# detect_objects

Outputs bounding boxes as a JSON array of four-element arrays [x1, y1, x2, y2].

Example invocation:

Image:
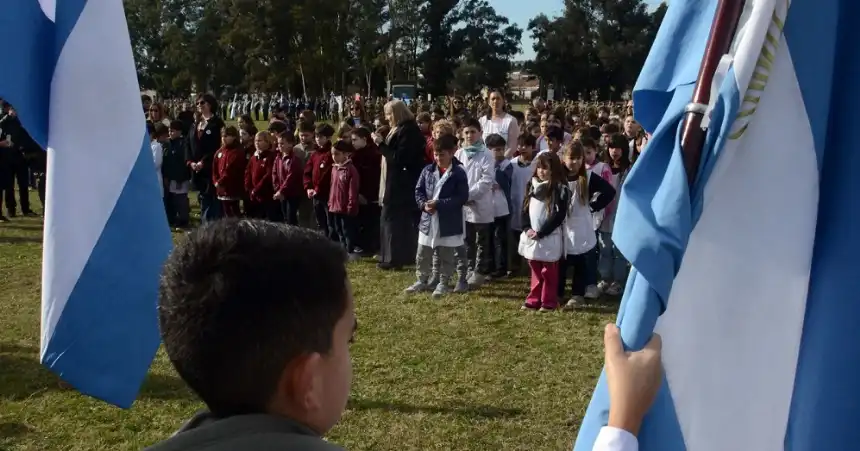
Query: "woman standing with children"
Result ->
[[373, 100, 426, 270]]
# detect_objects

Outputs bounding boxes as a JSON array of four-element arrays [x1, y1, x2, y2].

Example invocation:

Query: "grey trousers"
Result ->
[[417, 245, 458, 285]]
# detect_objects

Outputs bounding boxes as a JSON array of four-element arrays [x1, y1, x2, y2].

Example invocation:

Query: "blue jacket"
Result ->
[[415, 162, 469, 238], [495, 161, 514, 215]]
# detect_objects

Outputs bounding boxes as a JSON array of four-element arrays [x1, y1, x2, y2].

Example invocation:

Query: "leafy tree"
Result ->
[[452, 0, 522, 91]]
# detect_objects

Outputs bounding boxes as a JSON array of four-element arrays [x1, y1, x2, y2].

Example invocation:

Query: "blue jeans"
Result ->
[[330, 213, 357, 253], [598, 231, 629, 285], [198, 191, 222, 223]]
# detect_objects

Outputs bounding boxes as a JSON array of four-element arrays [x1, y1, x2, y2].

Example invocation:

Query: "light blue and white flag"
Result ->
[[575, 0, 860, 449], [0, 1, 172, 407]]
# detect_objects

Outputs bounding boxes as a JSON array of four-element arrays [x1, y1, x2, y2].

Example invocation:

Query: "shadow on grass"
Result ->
[[0, 223, 44, 232], [347, 398, 523, 419], [0, 421, 35, 438], [138, 373, 196, 401], [0, 343, 58, 401], [0, 236, 42, 244]]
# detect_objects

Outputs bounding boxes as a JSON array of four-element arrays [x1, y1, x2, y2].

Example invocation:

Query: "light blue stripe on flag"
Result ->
[[0, 0, 171, 408]]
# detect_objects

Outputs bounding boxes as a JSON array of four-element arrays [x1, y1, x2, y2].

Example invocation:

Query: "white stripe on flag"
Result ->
[[655, 39, 818, 450]]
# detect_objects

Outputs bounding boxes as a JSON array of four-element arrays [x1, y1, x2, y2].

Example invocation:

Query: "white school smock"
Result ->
[[563, 173, 598, 255], [518, 181, 563, 262], [509, 157, 536, 231], [454, 148, 495, 224]]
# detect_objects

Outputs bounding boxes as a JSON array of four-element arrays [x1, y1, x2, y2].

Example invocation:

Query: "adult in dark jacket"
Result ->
[[373, 100, 427, 270], [0, 106, 39, 218], [188, 93, 225, 223]]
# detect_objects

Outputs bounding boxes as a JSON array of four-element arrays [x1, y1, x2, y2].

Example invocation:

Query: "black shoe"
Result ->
[[22, 211, 38, 218], [377, 262, 403, 271]]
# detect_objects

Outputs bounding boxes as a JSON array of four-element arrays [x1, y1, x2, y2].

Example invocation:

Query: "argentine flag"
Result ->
[[575, 0, 860, 449], [0, 1, 172, 407]]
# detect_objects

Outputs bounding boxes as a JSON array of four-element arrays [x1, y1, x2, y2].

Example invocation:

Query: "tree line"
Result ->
[[124, 0, 665, 99]]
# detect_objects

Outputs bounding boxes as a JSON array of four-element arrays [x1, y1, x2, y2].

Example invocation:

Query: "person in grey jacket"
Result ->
[[146, 220, 356, 451]]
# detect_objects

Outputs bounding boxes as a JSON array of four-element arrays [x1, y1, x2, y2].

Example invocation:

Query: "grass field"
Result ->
[[0, 191, 616, 451]]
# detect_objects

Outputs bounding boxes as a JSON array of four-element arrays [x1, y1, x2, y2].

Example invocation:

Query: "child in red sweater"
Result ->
[[212, 126, 246, 218], [417, 112, 434, 164], [349, 127, 382, 254], [303, 123, 336, 240], [272, 133, 304, 225], [244, 131, 279, 220], [328, 140, 360, 258]]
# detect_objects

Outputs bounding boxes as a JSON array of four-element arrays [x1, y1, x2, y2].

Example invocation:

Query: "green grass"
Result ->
[[0, 191, 615, 451]]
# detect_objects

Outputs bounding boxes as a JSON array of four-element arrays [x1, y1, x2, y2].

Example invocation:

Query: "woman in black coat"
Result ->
[[373, 100, 427, 270], [188, 93, 225, 223]]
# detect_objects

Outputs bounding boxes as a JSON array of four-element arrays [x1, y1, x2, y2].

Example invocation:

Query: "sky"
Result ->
[[494, 0, 664, 60]]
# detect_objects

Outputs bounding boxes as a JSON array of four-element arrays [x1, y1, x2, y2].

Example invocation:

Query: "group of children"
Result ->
[[407, 117, 633, 312], [148, 103, 635, 312]]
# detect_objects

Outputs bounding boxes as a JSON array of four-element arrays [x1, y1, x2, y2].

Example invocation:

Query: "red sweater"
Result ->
[[303, 142, 334, 199], [244, 150, 276, 203], [212, 145, 247, 199], [328, 160, 360, 216], [423, 130, 434, 164], [272, 151, 304, 199], [350, 143, 382, 204]]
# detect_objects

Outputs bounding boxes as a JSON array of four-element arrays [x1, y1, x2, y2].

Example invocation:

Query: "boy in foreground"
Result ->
[[147, 219, 355, 451]]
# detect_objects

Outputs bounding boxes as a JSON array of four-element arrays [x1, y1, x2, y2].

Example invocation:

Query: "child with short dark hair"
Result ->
[[485, 133, 513, 278], [328, 140, 360, 258], [245, 131, 279, 221], [272, 133, 304, 225], [349, 127, 382, 255], [406, 134, 469, 297], [212, 126, 246, 218], [455, 117, 495, 289], [163, 121, 192, 228], [304, 123, 337, 240], [148, 219, 355, 451]]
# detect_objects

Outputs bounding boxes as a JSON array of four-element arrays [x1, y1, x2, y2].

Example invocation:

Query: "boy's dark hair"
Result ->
[[510, 111, 525, 123], [351, 127, 372, 141], [518, 133, 537, 148], [298, 121, 316, 134], [580, 136, 599, 150], [416, 112, 431, 124], [267, 121, 288, 136], [169, 120, 184, 133], [315, 123, 335, 138], [277, 132, 296, 144], [432, 107, 444, 117], [158, 219, 349, 416], [546, 125, 564, 142], [587, 125, 601, 141], [434, 134, 459, 153], [332, 140, 355, 154], [602, 123, 620, 135], [485, 133, 506, 149], [463, 117, 482, 132], [154, 123, 169, 138]]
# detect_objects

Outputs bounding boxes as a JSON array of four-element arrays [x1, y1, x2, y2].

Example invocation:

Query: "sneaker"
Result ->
[[563, 296, 585, 311], [539, 306, 557, 313], [606, 282, 623, 296], [353, 247, 366, 255], [454, 281, 470, 293], [432, 283, 451, 298], [597, 280, 610, 293], [521, 302, 540, 311], [0, 215, 8, 223], [22, 210, 38, 218], [404, 281, 430, 294], [467, 272, 487, 288], [584, 285, 601, 300]]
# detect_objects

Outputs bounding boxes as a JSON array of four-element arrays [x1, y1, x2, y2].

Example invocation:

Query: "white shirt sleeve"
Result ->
[[592, 426, 638, 451]]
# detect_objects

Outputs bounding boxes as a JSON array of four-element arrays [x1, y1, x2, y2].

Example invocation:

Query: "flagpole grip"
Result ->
[[680, 0, 746, 188]]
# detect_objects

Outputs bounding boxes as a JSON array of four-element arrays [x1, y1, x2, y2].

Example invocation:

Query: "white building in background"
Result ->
[[508, 70, 539, 100]]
